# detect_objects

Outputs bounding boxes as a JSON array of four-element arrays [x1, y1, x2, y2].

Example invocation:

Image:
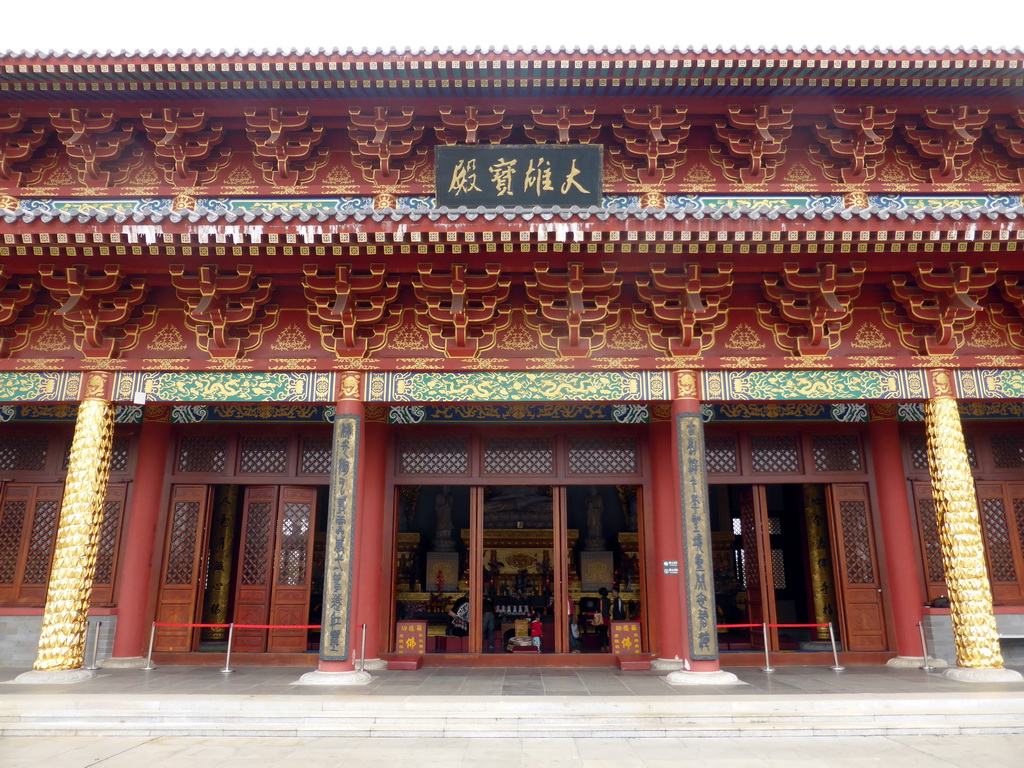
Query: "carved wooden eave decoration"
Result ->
[[170, 264, 279, 358], [524, 261, 621, 357], [49, 109, 142, 187], [0, 112, 56, 188], [302, 263, 401, 357], [141, 108, 232, 186], [757, 262, 866, 355], [633, 262, 732, 356], [413, 263, 511, 357], [38, 263, 155, 358], [882, 262, 998, 355], [244, 107, 328, 186], [991, 273, 1024, 350], [608, 105, 690, 185], [348, 106, 428, 185], [710, 104, 793, 184], [809, 105, 896, 183], [435, 106, 512, 145], [984, 108, 1024, 183], [897, 105, 990, 183], [0, 266, 44, 358], [525, 105, 601, 144]]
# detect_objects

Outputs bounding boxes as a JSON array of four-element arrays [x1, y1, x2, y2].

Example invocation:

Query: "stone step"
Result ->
[[3, 694, 1023, 738]]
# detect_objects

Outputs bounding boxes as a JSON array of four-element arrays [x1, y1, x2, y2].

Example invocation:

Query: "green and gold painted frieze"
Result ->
[[0, 372, 82, 402], [702, 369, 929, 402], [956, 369, 1024, 400], [114, 372, 336, 403], [387, 403, 650, 424], [366, 371, 669, 403]]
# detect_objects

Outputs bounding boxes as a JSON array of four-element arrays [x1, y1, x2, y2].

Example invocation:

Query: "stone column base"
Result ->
[[666, 669, 744, 686], [296, 669, 372, 686], [14, 668, 96, 684], [98, 656, 149, 669], [943, 666, 1024, 683], [361, 658, 388, 671], [651, 657, 684, 671], [885, 655, 948, 669]]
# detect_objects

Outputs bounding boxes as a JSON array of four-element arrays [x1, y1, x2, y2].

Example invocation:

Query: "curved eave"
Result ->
[[2, 47, 1023, 101]]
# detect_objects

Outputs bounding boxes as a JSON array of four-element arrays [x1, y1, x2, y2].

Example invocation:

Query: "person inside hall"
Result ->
[[529, 612, 543, 651], [482, 593, 496, 651], [448, 594, 469, 637], [597, 587, 611, 651], [568, 597, 582, 653], [610, 585, 626, 621]]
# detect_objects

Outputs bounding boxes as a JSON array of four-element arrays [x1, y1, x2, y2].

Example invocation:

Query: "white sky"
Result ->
[[0, 0, 1017, 54]]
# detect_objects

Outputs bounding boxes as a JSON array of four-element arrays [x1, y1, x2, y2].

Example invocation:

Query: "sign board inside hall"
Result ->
[[435, 144, 603, 208]]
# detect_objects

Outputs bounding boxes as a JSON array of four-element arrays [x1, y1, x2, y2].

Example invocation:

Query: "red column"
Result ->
[[354, 418, 387, 663], [649, 419, 685, 662], [869, 405, 926, 659], [111, 406, 170, 660], [670, 385, 721, 673], [316, 393, 365, 674]]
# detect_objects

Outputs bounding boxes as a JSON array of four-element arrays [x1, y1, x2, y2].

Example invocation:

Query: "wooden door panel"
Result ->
[[16, 485, 65, 604], [976, 483, 1024, 602], [154, 485, 212, 652], [828, 483, 887, 652], [739, 486, 769, 649], [233, 486, 279, 653], [912, 482, 947, 603], [268, 486, 317, 653], [92, 483, 127, 606]]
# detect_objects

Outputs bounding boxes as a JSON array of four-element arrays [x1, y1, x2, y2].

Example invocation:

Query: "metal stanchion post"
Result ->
[[761, 623, 774, 673], [221, 623, 235, 674], [359, 624, 367, 673], [142, 622, 157, 671], [828, 622, 845, 671], [83, 620, 102, 670], [918, 621, 935, 672]]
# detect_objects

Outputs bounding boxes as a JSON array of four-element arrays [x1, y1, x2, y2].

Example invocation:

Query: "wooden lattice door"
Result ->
[[0, 483, 64, 604], [267, 486, 317, 653], [975, 482, 1024, 602], [739, 485, 773, 649], [827, 483, 887, 651], [154, 485, 213, 652], [233, 486, 279, 653], [233, 485, 317, 653], [911, 482, 948, 603]]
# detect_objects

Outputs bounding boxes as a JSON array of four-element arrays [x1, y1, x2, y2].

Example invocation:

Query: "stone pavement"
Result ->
[[2, 734, 1023, 767]]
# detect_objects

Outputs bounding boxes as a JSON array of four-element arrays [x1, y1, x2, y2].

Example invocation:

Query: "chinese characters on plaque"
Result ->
[[435, 145, 602, 208]]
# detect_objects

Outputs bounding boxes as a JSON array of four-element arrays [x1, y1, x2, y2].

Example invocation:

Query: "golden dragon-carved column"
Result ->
[[803, 484, 837, 641], [20, 372, 115, 681], [924, 370, 1022, 682]]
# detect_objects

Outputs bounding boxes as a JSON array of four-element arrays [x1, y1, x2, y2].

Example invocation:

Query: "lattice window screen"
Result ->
[[21, 499, 59, 584], [277, 501, 311, 586], [300, 437, 332, 475], [980, 496, 1018, 582], [0, 500, 26, 584], [483, 437, 555, 475], [705, 436, 739, 474], [239, 437, 289, 474], [62, 435, 131, 472], [240, 503, 274, 586], [917, 497, 946, 584], [164, 502, 200, 585], [992, 434, 1024, 469], [839, 499, 875, 583], [812, 434, 863, 473], [750, 435, 800, 473], [93, 498, 122, 587], [771, 548, 787, 590], [177, 437, 228, 474], [567, 437, 637, 475], [0, 436, 48, 472], [398, 437, 470, 475]]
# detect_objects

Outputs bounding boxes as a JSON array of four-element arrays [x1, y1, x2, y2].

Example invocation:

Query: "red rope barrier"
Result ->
[[153, 622, 321, 629], [772, 623, 830, 628], [715, 623, 763, 629], [153, 622, 231, 628]]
